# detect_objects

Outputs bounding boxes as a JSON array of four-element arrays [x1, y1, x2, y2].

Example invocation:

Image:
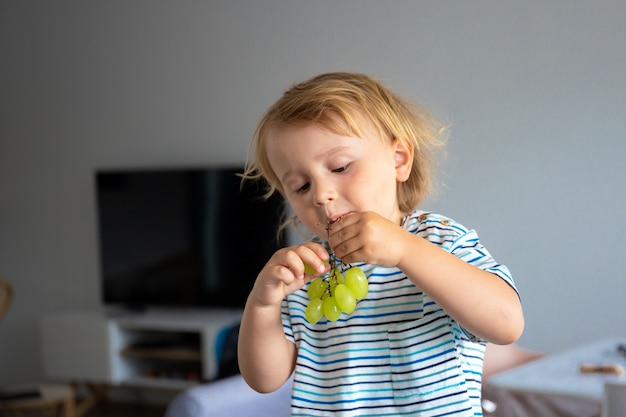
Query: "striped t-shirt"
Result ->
[[281, 210, 518, 416]]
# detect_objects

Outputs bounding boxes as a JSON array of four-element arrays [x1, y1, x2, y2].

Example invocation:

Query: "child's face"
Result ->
[[266, 122, 410, 238]]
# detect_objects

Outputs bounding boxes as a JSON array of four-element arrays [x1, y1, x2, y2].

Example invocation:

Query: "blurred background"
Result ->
[[1, 0, 625, 385]]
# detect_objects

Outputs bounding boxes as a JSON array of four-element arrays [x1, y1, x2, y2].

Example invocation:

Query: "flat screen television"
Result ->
[[95, 166, 286, 310]]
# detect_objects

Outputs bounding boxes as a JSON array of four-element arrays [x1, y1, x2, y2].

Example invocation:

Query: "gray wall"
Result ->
[[1, 1, 625, 384]]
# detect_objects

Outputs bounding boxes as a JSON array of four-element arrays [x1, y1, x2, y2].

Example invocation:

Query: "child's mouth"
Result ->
[[326, 212, 352, 227]]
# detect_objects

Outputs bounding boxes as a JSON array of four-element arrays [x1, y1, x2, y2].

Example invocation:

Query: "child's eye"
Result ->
[[332, 164, 349, 173], [296, 182, 311, 193]]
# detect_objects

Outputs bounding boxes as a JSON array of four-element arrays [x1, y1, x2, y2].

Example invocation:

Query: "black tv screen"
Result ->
[[95, 167, 285, 310]]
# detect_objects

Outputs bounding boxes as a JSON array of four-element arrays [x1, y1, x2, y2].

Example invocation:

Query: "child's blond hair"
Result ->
[[244, 72, 446, 213]]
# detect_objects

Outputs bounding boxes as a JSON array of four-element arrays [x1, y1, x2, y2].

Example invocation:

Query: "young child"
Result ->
[[238, 72, 524, 416]]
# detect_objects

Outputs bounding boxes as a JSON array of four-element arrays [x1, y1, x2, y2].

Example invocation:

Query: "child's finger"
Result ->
[[294, 243, 330, 276]]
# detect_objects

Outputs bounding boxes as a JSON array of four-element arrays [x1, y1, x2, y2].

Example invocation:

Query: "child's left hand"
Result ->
[[327, 211, 408, 268]]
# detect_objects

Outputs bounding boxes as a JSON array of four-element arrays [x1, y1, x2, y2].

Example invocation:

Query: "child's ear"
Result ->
[[393, 138, 414, 183]]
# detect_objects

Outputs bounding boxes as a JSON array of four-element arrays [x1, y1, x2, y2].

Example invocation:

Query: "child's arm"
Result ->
[[329, 212, 524, 345], [238, 241, 330, 392]]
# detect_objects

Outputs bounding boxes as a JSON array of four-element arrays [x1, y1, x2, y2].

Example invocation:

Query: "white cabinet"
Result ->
[[41, 312, 113, 382], [40, 309, 242, 390]]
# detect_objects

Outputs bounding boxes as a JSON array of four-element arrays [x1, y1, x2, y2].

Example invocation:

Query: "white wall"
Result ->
[[1, 0, 625, 384]]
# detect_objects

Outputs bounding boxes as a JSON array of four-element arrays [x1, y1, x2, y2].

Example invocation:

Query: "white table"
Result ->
[[488, 337, 626, 417]]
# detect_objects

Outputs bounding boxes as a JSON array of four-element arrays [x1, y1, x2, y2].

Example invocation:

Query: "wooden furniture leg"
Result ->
[[71, 381, 109, 417]]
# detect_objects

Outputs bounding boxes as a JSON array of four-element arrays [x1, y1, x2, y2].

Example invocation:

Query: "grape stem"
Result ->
[[325, 219, 344, 290]]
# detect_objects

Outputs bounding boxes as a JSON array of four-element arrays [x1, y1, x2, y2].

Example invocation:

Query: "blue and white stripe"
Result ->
[[282, 211, 518, 416]]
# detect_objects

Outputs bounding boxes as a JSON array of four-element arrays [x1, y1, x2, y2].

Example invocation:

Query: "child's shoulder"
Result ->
[[404, 210, 472, 244], [406, 210, 467, 229]]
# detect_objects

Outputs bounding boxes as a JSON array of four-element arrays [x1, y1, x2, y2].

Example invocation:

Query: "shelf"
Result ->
[[121, 376, 199, 390], [120, 346, 202, 361], [41, 309, 243, 389]]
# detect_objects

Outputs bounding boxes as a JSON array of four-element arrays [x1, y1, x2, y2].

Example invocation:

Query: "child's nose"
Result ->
[[313, 181, 337, 206]]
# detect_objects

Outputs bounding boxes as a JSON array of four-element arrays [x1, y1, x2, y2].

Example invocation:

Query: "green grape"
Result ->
[[329, 268, 345, 296], [337, 268, 346, 285], [304, 263, 316, 275], [303, 245, 365, 323], [323, 296, 342, 322], [304, 259, 329, 276], [329, 280, 337, 296], [334, 284, 356, 314], [305, 298, 324, 324], [345, 266, 368, 300], [329, 267, 344, 284], [307, 278, 328, 300]]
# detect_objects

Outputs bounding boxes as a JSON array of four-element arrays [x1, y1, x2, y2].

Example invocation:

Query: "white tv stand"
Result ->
[[40, 308, 243, 390]]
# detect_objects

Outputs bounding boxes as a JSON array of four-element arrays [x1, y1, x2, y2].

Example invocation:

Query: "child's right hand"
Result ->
[[249, 241, 330, 307]]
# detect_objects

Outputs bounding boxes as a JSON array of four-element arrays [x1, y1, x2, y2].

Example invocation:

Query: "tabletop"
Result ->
[[489, 337, 626, 401]]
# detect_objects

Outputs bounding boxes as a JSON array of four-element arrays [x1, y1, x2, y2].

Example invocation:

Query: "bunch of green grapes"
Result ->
[[304, 257, 368, 324]]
